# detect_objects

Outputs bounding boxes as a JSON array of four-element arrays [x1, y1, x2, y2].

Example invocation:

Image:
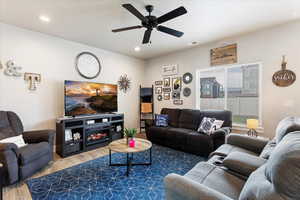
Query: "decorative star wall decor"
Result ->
[[118, 74, 131, 93]]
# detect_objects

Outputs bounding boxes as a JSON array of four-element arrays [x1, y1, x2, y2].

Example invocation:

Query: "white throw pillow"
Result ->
[[211, 120, 224, 131], [197, 117, 216, 135], [0, 135, 27, 148]]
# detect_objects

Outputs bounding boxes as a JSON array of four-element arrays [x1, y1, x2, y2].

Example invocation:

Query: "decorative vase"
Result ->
[[129, 138, 135, 148]]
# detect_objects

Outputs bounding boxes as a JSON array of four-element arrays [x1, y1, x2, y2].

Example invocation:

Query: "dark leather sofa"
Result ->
[[0, 111, 55, 185], [146, 108, 232, 157]]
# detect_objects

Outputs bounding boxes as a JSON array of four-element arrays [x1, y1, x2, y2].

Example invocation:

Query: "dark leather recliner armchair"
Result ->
[[0, 111, 55, 185]]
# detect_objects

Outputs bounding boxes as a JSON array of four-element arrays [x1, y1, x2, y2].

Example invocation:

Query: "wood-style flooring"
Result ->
[[3, 134, 146, 200]]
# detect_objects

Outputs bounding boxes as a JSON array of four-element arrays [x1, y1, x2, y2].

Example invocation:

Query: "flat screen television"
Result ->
[[64, 80, 118, 116]]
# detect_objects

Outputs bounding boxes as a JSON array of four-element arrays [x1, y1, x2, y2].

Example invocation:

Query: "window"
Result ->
[[196, 63, 261, 126]]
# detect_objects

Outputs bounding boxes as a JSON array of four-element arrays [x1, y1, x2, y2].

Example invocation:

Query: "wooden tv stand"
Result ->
[[56, 113, 124, 158]]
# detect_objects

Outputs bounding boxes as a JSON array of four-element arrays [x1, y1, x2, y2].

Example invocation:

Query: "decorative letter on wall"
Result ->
[[4, 60, 23, 77], [24, 73, 41, 91], [272, 56, 296, 87]]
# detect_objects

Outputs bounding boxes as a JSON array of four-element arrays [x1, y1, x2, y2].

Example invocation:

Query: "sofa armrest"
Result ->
[[164, 173, 233, 200], [223, 152, 266, 177], [227, 133, 269, 154], [211, 127, 231, 150], [0, 143, 19, 185], [23, 129, 55, 145]]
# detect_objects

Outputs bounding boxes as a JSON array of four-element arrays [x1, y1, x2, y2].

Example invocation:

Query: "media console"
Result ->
[[56, 113, 124, 158]]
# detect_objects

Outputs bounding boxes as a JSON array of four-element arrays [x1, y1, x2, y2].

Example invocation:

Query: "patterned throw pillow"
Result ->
[[211, 120, 224, 132], [155, 114, 168, 127], [197, 117, 216, 135]]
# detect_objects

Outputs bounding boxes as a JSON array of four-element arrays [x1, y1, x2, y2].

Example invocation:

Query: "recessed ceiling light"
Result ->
[[39, 15, 51, 23], [134, 46, 141, 52]]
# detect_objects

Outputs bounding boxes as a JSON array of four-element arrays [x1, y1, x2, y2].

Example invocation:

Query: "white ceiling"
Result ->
[[1, 0, 300, 60]]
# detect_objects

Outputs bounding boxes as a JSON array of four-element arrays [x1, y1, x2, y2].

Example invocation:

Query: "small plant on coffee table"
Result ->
[[124, 128, 137, 144]]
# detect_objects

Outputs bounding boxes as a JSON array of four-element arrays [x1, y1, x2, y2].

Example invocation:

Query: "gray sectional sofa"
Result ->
[[164, 117, 300, 200]]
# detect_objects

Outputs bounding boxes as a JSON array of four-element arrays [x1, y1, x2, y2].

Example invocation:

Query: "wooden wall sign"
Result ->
[[272, 56, 296, 87], [210, 44, 237, 66]]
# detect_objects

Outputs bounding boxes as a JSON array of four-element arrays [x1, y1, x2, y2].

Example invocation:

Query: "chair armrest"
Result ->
[[164, 173, 233, 200], [227, 133, 269, 154], [23, 129, 55, 145], [0, 143, 19, 185], [211, 127, 231, 139], [223, 152, 266, 177]]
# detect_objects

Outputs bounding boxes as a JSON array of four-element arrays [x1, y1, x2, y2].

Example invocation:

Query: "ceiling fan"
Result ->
[[112, 4, 187, 44]]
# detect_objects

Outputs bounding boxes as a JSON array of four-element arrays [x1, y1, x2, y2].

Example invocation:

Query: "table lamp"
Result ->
[[247, 119, 259, 137]]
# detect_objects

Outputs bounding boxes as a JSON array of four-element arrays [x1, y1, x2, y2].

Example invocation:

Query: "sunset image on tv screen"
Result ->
[[65, 80, 118, 116]]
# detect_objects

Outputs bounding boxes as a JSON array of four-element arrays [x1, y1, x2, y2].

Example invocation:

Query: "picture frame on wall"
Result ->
[[172, 77, 182, 92], [173, 99, 183, 105], [155, 87, 162, 94], [163, 77, 171, 87], [162, 65, 178, 76], [172, 91, 180, 99], [210, 44, 237, 66], [155, 80, 163, 85], [162, 87, 171, 93], [164, 93, 170, 100]]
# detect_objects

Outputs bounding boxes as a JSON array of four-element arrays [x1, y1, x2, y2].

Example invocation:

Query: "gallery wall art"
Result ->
[[210, 44, 237, 66]]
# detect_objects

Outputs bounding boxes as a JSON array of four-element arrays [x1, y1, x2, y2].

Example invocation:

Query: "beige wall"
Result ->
[[144, 20, 300, 138], [0, 23, 145, 131]]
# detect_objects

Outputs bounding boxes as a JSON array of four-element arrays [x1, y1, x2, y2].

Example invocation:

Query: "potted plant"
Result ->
[[124, 128, 137, 145]]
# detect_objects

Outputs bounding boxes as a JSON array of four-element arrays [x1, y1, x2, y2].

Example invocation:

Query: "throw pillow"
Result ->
[[211, 120, 224, 132], [155, 114, 168, 127], [197, 117, 216, 134], [0, 135, 27, 148]]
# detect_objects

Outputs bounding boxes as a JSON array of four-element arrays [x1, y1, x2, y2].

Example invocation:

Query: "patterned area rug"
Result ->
[[26, 145, 205, 200]]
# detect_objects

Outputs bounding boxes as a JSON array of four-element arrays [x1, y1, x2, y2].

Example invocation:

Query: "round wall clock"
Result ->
[[75, 52, 101, 79], [183, 87, 191, 97], [183, 72, 193, 84]]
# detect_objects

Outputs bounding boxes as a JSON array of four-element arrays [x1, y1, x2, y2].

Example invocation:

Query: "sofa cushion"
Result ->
[[178, 109, 201, 130], [210, 144, 259, 158], [223, 152, 266, 177], [185, 162, 245, 199], [165, 128, 191, 149], [259, 139, 276, 159], [200, 110, 232, 128], [186, 131, 214, 157], [161, 108, 181, 127], [19, 142, 50, 165], [264, 131, 300, 200], [275, 117, 300, 143]]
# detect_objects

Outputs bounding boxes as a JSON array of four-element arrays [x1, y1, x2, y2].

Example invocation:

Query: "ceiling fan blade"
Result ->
[[122, 4, 148, 23], [157, 26, 184, 37], [157, 6, 187, 24], [142, 29, 152, 44], [112, 25, 143, 33]]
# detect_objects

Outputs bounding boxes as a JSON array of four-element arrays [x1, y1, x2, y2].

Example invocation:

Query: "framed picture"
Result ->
[[210, 44, 237, 66], [173, 100, 183, 105], [164, 93, 170, 100], [155, 87, 162, 94], [163, 77, 171, 87], [172, 77, 182, 92], [162, 65, 178, 76], [157, 95, 163, 101], [155, 80, 163, 85], [162, 87, 171, 93], [172, 91, 180, 99]]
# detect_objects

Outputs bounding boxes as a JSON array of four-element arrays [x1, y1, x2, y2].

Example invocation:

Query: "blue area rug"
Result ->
[[26, 145, 205, 200]]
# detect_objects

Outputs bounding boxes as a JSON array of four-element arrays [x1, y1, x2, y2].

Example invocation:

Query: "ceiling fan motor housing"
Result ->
[[142, 16, 158, 29]]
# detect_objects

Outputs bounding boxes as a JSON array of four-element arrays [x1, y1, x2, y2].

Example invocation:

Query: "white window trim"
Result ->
[[196, 62, 263, 128]]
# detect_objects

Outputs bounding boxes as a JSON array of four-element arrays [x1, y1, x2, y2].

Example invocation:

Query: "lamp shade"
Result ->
[[247, 119, 259, 129]]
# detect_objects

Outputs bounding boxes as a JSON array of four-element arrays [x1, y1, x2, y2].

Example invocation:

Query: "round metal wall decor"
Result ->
[[75, 52, 101, 79], [118, 74, 131, 93], [157, 95, 163, 101], [183, 87, 191, 97], [272, 56, 296, 87], [183, 72, 193, 84]]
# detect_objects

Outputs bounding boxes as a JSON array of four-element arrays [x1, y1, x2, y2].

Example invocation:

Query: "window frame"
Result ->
[[196, 62, 263, 128]]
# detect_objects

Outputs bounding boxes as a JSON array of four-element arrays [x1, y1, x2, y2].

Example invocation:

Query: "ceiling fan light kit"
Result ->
[[112, 4, 187, 44]]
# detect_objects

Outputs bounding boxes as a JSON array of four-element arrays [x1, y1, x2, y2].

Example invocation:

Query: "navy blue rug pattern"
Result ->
[[26, 145, 205, 200]]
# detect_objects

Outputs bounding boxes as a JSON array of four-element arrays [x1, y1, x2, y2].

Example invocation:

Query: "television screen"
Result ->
[[65, 80, 118, 116]]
